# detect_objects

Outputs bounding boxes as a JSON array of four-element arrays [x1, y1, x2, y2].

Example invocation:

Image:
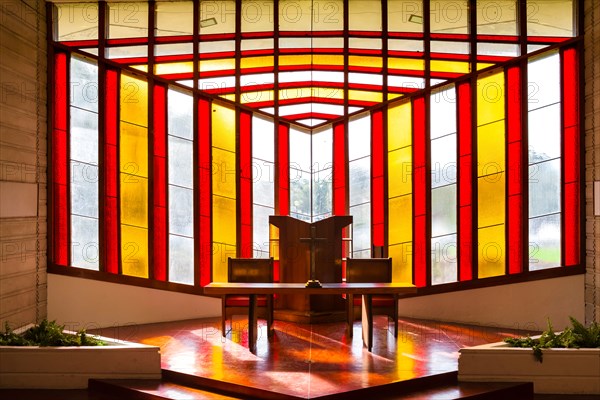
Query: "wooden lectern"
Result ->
[[269, 215, 352, 322]]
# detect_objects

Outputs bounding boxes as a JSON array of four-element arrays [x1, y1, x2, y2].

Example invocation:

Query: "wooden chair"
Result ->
[[222, 257, 274, 338], [345, 257, 398, 337]]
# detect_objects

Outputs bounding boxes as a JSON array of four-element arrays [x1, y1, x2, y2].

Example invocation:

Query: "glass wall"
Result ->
[[253, 115, 275, 258]]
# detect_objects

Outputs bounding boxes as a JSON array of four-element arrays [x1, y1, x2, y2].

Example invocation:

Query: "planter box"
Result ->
[[458, 341, 600, 394], [0, 331, 161, 389]]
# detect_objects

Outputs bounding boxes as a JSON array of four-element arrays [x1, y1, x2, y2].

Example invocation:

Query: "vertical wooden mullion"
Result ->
[[147, 0, 156, 280], [98, 0, 107, 273], [193, 0, 201, 285], [470, 72, 478, 280]]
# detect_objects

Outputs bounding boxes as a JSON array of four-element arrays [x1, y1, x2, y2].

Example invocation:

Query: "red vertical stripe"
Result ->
[[412, 97, 427, 287], [457, 82, 473, 281], [277, 123, 290, 216], [52, 52, 68, 266], [198, 98, 212, 285], [507, 66, 523, 274], [562, 47, 580, 266], [371, 109, 385, 248], [104, 69, 119, 274], [333, 122, 347, 216], [152, 84, 168, 281], [239, 111, 253, 258]]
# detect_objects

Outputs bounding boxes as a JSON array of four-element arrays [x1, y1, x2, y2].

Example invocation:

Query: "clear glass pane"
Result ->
[[348, 113, 371, 161], [349, 157, 371, 206], [70, 107, 99, 165], [156, 43, 194, 57], [169, 186, 194, 237], [108, 2, 149, 38], [528, 104, 561, 162], [312, 167, 332, 217], [289, 127, 311, 171], [156, 1, 193, 36], [71, 57, 99, 112], [168, 136, 194, 189], [431, 134, 457, 188], [431, 233, 458, 285], [168, 89, 194, 140], [430, 0, 468, 34], [290, 168, 311, 217], [312, 127, 332, 171], [430, 86, 456, 139], [71, 162, 99, 219], [253, 160, 275, 207], [477, 43, 519, 57], [529, 213, 561, 271], [431, 185, 457, 237], [169, 235, 194, 285], [476, 0, 517, 35], [56, 3, 99, 41], [431, 41, 469, 54], [252, 116, 275, 162], [527, 52, 560, 111], [71, 215, 99, 270], [253, 204, 273, 252], [529, 159, 561, 218], [350, 203, 371, 253]]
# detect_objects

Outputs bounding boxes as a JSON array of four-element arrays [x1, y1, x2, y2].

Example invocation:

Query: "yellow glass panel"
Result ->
[[313, 55, 344, 66], [131, 65, 148, 72], [120, 174, 148, 228], [241, 56, 274, 69], [477, 71, 505, 126], [212, 242, 237, 283], [430, 60, 470, 74], [388, 58, 424, 71], [389, 242, 412, 283], [120, 74, 148, 127], [199, 58, 235, 72], [477, 63, 494, 70], [388, 93, 403, 100], [269, 225, 279, 261], [218, 93, 236, 101], [211, 103, 236, 151], [348, 56, 382, 68], [279, 87, 312, 102], [388, 147, 412, 198], [241, 90, 274, 104], [155, 62, 194, 75], [348, 90, 382, 103], [388, 101, 412, 150], [389, 194, 412, 244], [120, 123, 148, 177], [313, 87, 344, 100], [278, 55, 311, 66], [477, 121, 505, 175], [212, 148, 236, 198], [478, 174, 505, 228], [478, 225, 505, 278], [213, 196, 237, 245], [121, 225, 149, 278]]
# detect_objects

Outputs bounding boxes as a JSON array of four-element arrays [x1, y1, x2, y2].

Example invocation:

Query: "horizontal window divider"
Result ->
[[70, 213, 99, 220], [168, 183, 194, 191], [477, 222, 505, 230], [70, 104, 100, 114], [527, 156, 561, 167], [431, 182, 458, 190], [349, 201, 371, 208], [528, 211, 562, 220], [168, 232, 194, 240]]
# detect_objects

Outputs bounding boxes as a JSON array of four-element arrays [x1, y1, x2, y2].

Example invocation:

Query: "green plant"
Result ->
[[504, 317, 600, 363], [0, 320, 105, 347]]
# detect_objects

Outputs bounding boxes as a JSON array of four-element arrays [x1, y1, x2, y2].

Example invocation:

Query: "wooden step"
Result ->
[[89, 379, 246, 400]]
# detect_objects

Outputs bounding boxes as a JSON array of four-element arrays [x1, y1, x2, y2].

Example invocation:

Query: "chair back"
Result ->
[[228, 257, 274, 283], [346, 258, 392, 283]]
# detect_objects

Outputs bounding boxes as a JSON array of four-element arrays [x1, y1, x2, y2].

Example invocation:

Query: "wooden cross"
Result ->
[[300, 226, 328, 288]]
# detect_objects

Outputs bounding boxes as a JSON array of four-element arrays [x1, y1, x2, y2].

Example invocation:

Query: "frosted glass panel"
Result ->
[[120, 175, 148, 228], [312, 127, 333, 170], [253, 204, 273, 253], [169, 235, 194, 285], [431, 185, 457, 237], [527, 0, 574, 37], [349, 157, 371, 206], [212, 148, 237, 198], [431, 134, 457, 188], [169, 186, 194, 237], [529, 214, 561, 271], [70, 58, 99, 112], [349, 0, 381, 31], [312, 167, 332, 217], [350, 203, 371, 253], [253, 160, 275, 207], [70, 107, 99, 165], [290, 168, 311, 218], [200, 0, 236, 34], [528, 104, 561, 162], [71, 162, 99, 218], [388, 0, 423, 33], [168, 89, 194, 140], [528, 52, 560, 110], [156, 1, 193, 36], [168, 136, 194, 188], [71, 215, 99, 270], [56, 4, 98, 41], [476, 0, 517, 35], [108, 2, 149, 38], [289, 128, 311, 171], [430, 87, 456, 139], [430, 0, 468, 34], [529, 159, 561, 218], [348, 114, 371, 161], [431, 233, 458, 285], [252, 116, 275, 162]]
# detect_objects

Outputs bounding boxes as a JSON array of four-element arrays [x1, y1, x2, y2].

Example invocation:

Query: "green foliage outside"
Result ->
[[504, 317, 600, 363], [0, 319, 105, 347]]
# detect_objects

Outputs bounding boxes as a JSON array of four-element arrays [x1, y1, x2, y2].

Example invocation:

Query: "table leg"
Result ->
[[361, 294, 373, 352], [248, 294, 257, 353]]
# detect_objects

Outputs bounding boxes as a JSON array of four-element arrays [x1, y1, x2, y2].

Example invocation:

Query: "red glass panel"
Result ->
[[52, 52, 68, 266], [198, 98, 212, 286], [371, 109, 384, 247], [333, 122, 346, 216], [564, 182, 580, 266], [457, 82, 473, 281], [240, 111, 253, 258], [412, 97, 427, 287], [414, 215, 427, 287], [153, 84, 167, 281], [104, 69, 119, 274], [277, 123, 290, 216]]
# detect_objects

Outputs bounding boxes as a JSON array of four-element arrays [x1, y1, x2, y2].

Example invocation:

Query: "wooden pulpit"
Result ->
[[269, 215, 352, 322]]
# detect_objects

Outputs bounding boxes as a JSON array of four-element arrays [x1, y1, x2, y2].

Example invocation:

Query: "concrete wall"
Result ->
[[0, 0, 47, 329], [584, 0, 600, 325]]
